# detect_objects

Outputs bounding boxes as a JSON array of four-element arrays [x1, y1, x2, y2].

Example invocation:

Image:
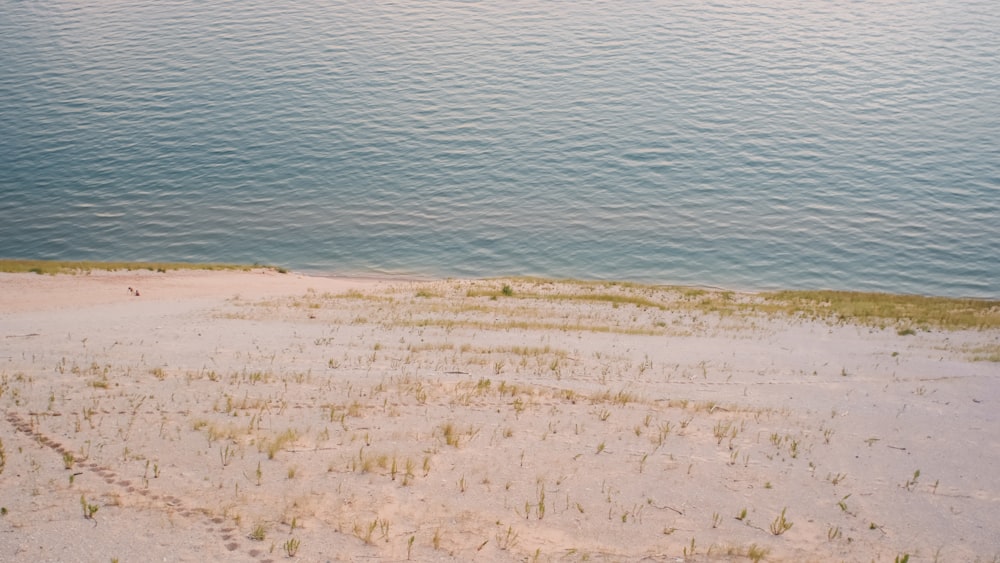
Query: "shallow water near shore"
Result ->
[[1, 0, 998, 297]]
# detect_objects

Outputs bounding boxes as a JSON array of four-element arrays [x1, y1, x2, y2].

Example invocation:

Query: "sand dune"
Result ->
[[1, 270, 997, 562]]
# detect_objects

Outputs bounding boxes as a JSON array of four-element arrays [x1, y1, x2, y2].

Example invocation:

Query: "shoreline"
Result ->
[[5, 258, 1000, 302], [1, 268, 998, 561], [3, 258, 999, 310]]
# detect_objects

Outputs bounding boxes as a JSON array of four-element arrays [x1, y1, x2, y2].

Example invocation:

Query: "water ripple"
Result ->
[[1, 0, 998, 297]]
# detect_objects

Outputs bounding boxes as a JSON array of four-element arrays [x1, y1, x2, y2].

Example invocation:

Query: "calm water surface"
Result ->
[[2, 1, 998, 297]]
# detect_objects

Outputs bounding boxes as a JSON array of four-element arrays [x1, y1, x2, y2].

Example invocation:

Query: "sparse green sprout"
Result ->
[[80, 494, 98, 520], [748, 544, 769, 562], [496, 525, 519, 550], [769, 507, 793, 535], [249, 524, 266, 541], [712, 420, 734, 444], [501, 284, 514, 297], [432, 528, 442, 550], [62, 451, 75, 470], [283, 537, 300, 557], [220, 443, 236, 467], [736, 507, 747, 521], [684, 537, 696, 557], [441, 422, 460, 447]]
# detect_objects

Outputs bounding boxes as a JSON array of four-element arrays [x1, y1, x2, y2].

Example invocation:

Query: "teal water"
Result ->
[[2, 1, 998, 297]]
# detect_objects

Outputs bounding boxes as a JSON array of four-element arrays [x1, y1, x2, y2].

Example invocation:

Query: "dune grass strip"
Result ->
[[467, 279, 1000, 331], [762, 290, 1000, 330]]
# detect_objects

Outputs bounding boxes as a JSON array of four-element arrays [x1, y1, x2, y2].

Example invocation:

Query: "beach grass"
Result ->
[[0, 259, 280, 275], [761, 290, 1000, 330], [472, 278, 1000, 331]]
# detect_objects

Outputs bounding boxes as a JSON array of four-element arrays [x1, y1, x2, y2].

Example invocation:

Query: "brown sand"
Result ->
[[0, 270, 997, 562]]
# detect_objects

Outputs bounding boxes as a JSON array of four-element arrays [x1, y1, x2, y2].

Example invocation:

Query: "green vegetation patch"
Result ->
[[761, 290, 1000, 330], [468, 279, 1000, 331]]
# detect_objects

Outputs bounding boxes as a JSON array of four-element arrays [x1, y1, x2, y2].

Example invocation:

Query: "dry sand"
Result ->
[[0, 269, 997, 562]]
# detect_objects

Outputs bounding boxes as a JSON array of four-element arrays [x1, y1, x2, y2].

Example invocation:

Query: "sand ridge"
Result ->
[[0, 270, 997, 562]]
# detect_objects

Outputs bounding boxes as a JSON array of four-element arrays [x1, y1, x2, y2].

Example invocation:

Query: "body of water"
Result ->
[[2, 0, 998, 297]]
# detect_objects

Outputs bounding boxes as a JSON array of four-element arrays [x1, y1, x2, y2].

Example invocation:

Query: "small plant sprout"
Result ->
[[904, 469, 921, 491], [249, 524, 266, 541], [711, 512, 721, 528], [736, 507, 747, 521], [496, 524, 519, 550], [824, 427, 835, 444], [683, 538, 696, 557], [283, 537, 300, 557], [789, 439, 800, 458], [713, 420, 734, 444], [62, 451, 75, 470], [80, 495, 98, 520], [220, 443, 236, 467], [747, 544, 769, 563], [403, 458, 415, 485], [432, 528, 442, 550], [769, 507, 793, 535]]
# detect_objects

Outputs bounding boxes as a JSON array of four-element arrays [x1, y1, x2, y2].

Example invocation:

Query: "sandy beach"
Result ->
[[1, 269, 997, 562]]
